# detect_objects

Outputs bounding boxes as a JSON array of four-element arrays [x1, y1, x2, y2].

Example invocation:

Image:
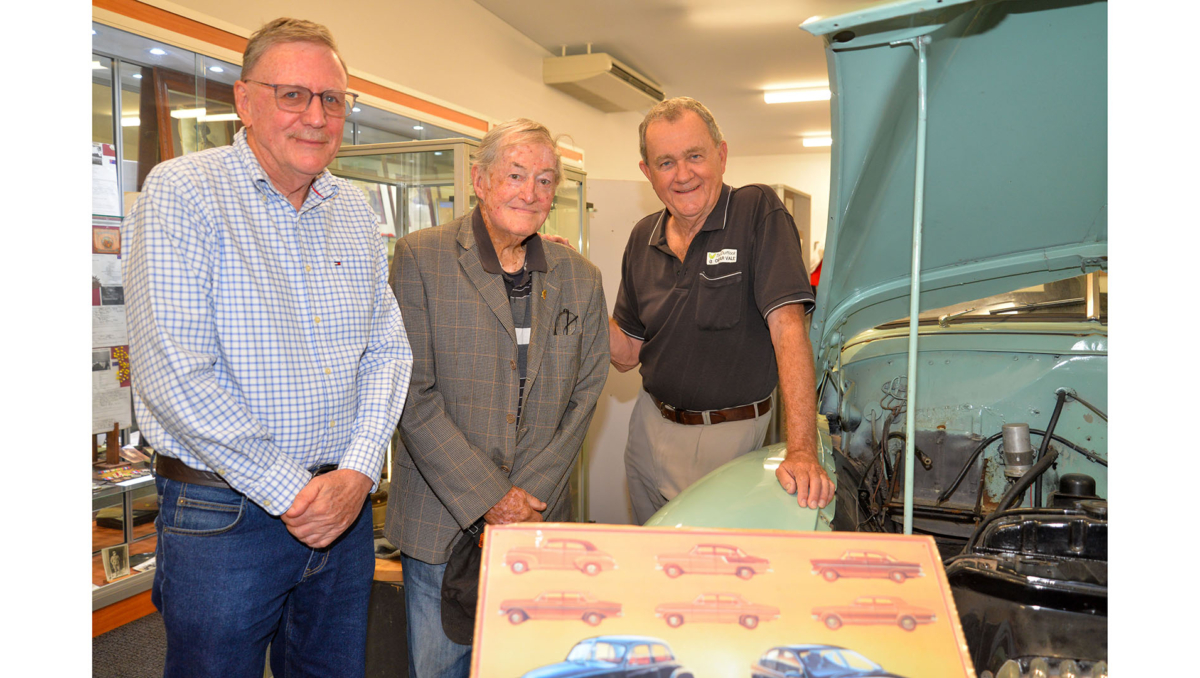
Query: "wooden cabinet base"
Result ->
[[93, 589, 156, 637]]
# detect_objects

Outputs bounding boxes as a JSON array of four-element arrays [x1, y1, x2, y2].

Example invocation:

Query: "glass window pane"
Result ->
[[92, 55, 114, 145], [357, 124, 412, 145], [118, 61, 150, 194]]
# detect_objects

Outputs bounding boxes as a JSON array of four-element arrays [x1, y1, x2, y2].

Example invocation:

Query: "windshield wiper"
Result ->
[[987, 297, 1084, 315]]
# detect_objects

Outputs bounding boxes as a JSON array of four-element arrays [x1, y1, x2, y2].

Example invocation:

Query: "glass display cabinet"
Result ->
[[92, 474, 158, 610], [329, 139, 592, 520]]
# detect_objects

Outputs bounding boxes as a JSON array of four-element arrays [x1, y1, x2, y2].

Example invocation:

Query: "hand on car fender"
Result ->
[[776, 448, 834, 510], [282, 469, 374, 548], [484, 485, 547, 525]]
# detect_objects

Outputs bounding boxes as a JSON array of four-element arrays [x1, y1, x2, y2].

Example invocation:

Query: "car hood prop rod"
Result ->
[[890, 34, 931, 535]]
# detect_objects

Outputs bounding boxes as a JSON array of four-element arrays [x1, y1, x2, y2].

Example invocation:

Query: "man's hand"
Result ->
[[541, 234, 577, 251], [765, 303, 833, 509], [776, 447, 834, 509], [282, 469, 374, 548], [609, 317, 643, 372], [483, 486, 547, 525]]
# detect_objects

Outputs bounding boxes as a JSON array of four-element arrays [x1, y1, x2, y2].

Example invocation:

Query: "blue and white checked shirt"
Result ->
[[124, 128, 412, 515]]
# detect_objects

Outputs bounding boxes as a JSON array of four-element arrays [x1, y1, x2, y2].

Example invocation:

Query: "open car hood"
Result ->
[[800, 0, 1107, 368]]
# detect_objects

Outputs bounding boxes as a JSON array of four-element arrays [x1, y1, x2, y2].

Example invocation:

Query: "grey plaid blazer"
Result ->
[[384, 213, 609, 564]]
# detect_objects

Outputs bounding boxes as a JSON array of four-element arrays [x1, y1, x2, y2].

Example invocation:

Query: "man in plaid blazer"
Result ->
[[385, 119, 609, 677]]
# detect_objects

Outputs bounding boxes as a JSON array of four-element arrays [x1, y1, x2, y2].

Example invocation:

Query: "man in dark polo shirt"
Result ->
[[610, 97, 833, 524]]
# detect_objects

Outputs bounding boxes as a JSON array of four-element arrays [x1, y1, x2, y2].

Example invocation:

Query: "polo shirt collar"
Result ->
[[471, 206, 548, 275], [647, 183, 733, 246], [233, 127, 339, 205]]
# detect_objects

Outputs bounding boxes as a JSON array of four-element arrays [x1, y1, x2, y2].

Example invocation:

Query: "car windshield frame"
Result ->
[[877, 272, 1107, 329]]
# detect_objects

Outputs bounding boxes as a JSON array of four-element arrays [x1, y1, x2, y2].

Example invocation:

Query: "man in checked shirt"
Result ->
[[123, 18, 412, 678]]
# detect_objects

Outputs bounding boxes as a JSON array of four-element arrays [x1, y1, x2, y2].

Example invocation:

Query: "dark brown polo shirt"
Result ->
[[612, 183, 814, 411]]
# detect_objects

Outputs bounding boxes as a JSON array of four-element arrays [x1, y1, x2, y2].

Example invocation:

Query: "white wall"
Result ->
[[162, 0, 647, 181], [583, 179, 663, 524], [725, 152, 832, 263]]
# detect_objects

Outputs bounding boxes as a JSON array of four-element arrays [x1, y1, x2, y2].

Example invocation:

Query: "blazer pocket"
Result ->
[[695, 270, 744, 330], [548, 333, 583, 375]]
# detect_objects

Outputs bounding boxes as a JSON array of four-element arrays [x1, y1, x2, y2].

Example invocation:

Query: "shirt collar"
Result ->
[[648, 183, 733, 247], [233, 127, 338, 205], [471, 206, 548, 275]]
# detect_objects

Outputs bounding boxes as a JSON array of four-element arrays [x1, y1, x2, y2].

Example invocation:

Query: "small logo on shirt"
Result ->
[[707, 249, 737, 265]]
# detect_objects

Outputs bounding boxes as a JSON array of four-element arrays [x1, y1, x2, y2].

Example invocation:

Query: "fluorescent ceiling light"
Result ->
[[121, 117, 140, 127], [132, 74, 143, 79], [170, 107, 207, 119], [149, 48, 167, 56], [802, 136, 833, 147], [201, 113, 240, 122], [764, 87, 831, 104], [413, 125, 424, 130], [209, 66, 224, 73], [352, 107, 361, 113], [92, 61, 104, 70]]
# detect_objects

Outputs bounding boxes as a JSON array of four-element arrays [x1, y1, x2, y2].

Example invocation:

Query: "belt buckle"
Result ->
[[660, 400, 677, 422]]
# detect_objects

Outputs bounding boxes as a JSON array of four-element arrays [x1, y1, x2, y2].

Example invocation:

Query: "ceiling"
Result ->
[[472, 0, 852, 157]]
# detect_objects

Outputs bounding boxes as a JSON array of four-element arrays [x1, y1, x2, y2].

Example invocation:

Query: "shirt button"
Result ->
[[264, 500, 272, 508], [506, 414, 516, 424], [305, 265, 312, 272], [314, 316, 321, 324], [324, 367, 332, 375], [510, 360, 517, 370], [500, 465, 510, 474], [330, 421, 336, 428]]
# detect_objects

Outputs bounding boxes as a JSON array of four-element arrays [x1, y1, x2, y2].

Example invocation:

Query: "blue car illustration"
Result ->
[[522, 635, 694, 678]]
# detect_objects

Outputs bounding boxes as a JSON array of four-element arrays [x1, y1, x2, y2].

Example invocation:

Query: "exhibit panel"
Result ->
[[474, 523, 975, 678]]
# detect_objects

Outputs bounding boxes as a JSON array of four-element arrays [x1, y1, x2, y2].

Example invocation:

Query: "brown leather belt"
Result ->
[[651, 393, 771, 426], [154, 454, 338, 489]]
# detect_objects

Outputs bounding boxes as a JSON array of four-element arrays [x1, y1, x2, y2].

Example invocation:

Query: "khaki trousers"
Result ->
[[624, 389, 772, 524]]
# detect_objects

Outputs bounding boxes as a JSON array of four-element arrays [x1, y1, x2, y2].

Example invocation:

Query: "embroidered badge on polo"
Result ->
[[707, 249, 737, 265]]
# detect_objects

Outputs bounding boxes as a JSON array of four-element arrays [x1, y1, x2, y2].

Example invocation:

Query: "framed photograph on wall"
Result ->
[[348, 179, 397, 237]]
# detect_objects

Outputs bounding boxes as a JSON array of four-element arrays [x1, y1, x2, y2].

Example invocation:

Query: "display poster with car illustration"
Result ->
[[471, 523, 974, 678]]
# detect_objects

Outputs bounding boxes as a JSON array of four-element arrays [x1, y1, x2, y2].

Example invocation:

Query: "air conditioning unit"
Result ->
[[543, 53, 664, 113]]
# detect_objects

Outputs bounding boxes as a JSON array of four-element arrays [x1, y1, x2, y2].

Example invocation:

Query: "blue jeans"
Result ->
[[400, 553, 472, 678], [152, 477, 375, 678]]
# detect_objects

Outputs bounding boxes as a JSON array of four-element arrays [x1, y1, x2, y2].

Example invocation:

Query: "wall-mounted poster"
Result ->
[[473, 524, 975, 678], [92, 142, 121, 217], [92, 346, 132, 434]]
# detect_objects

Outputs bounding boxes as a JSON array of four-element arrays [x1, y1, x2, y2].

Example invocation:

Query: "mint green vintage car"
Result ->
[[646, 1, 1107, 676]]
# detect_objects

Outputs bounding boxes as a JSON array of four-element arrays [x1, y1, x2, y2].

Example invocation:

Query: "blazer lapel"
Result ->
[[456, 219, 516, 340], [523, 261, 561, 401]]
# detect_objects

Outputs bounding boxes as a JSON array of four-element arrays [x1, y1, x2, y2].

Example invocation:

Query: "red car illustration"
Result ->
[[655, 543, 771, 580], [654, 593, 780, 629], [499, 591, 623, 627], [811, 596, 937, 632], [810, 550, 925, 583], [504, 538, 618, 576]]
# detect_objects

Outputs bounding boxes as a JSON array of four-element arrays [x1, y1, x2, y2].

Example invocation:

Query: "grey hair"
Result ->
[[473, 118, 563, 188], [242, 17, 348, 80], [638, 97, 724, 163]]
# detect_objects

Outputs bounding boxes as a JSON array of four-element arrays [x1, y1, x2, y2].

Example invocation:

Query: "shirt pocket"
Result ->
[[695, 270, 744, 331]]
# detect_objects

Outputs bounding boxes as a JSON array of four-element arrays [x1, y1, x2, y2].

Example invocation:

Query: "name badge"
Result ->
[[706, 249, 737, 265]]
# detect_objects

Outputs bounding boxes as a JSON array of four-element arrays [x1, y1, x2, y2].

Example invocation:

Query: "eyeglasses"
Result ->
[[244, 80, 358, 118]]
